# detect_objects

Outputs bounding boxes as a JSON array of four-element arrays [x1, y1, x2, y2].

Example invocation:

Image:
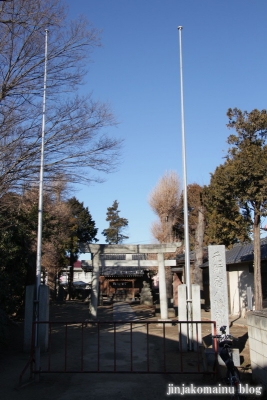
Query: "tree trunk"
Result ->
[[67, 251, 76, 301], [193, 205, 205, 287], [253, 211, 263, 310]]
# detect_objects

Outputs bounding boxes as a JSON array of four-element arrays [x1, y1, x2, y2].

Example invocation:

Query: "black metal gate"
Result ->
[[20, 319, 218, 384]]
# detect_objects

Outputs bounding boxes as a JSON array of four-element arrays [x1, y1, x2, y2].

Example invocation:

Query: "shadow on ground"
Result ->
[[0, 301, 264, 400]]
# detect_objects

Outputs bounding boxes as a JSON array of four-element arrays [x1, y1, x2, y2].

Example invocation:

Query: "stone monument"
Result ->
[[208, 245, 229, 333], [172, 273, 182, 307], [140, 281, 153, 306]]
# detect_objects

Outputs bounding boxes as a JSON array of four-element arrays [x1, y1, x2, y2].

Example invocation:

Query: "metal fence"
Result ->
[[20, 319, 218, 383]]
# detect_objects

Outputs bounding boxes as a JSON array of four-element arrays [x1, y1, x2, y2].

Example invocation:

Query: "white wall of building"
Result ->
[[73, 270, 92, 284], [228, 264, 254, 316]]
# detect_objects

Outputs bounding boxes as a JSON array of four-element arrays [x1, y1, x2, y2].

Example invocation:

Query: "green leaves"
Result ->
[[102, 200, 129, 244], [206, 108, 267, 309], [0, 191, 99, 315], [66, 197, 98, 267], [205, 108, 267, 247], [204, 163, 251, 247], [227, 108, 267, 144], [67, 197, 98, 246]]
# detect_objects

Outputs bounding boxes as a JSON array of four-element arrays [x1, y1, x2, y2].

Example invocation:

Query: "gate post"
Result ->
[[90, 250, 100, 318], [24, 285, 35, 352], [157, 252, 168, 320], [192, 284, 201, 351], [38, 285, 50, 351], [178, 284, 188, 351]]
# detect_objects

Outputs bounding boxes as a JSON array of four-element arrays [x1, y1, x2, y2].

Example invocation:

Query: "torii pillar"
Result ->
[[157, 252, 168, 320], [80, 243, 181, 319]]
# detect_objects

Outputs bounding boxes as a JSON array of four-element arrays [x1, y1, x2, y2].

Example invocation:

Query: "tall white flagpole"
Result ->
[[35, 30, 48, 369], [36, 28, 48, 298], [178, 26, 192, 349]]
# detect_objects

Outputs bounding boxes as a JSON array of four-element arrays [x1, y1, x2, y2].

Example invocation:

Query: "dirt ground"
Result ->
[[0, 301, 264, 400]]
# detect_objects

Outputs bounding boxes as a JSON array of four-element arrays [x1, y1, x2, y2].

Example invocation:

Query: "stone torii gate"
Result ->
[[80, 243, 181, 319]]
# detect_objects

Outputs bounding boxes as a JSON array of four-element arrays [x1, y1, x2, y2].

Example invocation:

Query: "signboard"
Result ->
[[111, 281, 131, 287]]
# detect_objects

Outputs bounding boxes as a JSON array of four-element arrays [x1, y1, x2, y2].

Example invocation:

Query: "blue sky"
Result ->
[[64, 0, 267, 251]]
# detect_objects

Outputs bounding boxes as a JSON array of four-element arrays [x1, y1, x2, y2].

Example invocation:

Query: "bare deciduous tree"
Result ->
[[0, 0, 99, 105], [41, 200, 74, 293], [150, 220, 169, 243], [148, 171, 181, 242], [0, 0, 122, 195]]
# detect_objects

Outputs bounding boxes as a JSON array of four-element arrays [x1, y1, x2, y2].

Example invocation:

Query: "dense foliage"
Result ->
[[204, 108, 267, 310], [102, 200, 129, 244], [203, 163, 251, 247], [66, 196, 98, 285], [0, 190, 98, 315]]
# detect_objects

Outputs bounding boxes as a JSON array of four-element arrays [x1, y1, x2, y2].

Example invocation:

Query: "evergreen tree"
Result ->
[[0, 193, 35, 315], [0, 191, 99, 312], [0, 189, 64, 314], [205, 108, 267, 310], [65, 197, 98, 299], [67, 197, 98, 264], [203, 164, 251, 247], [102, 200, 129, 244]]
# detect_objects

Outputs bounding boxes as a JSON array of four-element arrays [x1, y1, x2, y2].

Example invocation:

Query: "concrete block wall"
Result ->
[[247, 311, 267, 390]]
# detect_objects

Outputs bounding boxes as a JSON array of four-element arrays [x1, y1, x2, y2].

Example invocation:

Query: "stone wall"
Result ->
[[247, 310, 267, 390]]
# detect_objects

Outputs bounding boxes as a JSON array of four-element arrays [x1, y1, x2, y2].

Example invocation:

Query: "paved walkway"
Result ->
[[113, 301, 249, 327], [113, 302, 138, 321], [1, 302, 256, 400], [201, 308, 248, 327]]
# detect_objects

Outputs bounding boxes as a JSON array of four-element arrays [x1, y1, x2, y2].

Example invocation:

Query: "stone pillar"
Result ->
[[178, 284, 187, 351], [172, 273, 182, 307], [38, 285, 50, 352], [24, 285, 35, 352], [157, 252, 168, 320], [132, 280, 135, 300], [89, 251, 100, 318], [208, 245, 229, 333], [247, 286, 253, 311], [192, 284, 201, 351], [165, 266, 173, 307]]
